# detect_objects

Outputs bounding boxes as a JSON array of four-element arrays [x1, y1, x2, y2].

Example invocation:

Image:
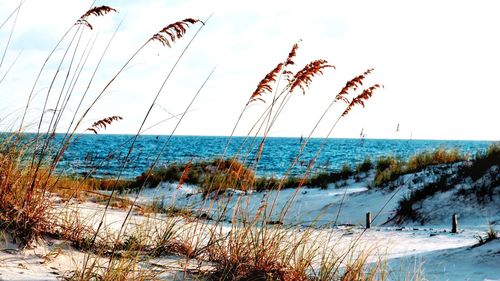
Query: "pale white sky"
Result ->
[[0, 0, 498, 140]]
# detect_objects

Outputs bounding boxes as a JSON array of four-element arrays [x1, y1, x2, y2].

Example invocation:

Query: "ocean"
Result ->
[[41, 134, 493, 179]]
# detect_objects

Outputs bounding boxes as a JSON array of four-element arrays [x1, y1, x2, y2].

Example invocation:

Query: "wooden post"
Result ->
[[451, 213, 458, 233], [366, 212, 371, 229]]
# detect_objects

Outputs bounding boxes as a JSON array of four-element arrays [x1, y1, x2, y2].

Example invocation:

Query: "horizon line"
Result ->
[[9, 131, 499, 142]]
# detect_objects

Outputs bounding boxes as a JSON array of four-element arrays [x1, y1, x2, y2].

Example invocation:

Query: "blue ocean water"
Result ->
[[47, 134, 494, 179]]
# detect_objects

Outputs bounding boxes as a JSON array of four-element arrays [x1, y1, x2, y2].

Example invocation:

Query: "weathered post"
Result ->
[[366, 212, 371, 229], [451, 213, 458, 233]]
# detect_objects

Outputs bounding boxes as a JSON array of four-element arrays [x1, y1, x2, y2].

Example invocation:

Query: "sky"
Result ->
[[0, 0, 499, 141]]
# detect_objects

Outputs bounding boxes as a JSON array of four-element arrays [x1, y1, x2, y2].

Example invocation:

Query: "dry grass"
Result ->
[[0, 144, 51, 246], [0, 142, 133, 247], [406, 148, 465, 173], [206, 225, 318, 280], [249, 62, 284, 104], [290, 59, 334, 94], [86, 116, 123, 134], [204, 222, 412, 281], [150, 18, 203, 47], [51, 177, 133, 202], [473, 224, 499, 247], [63, 256, 159, 281], [341, 85, 382, 117], [76, 5, 118, 30]]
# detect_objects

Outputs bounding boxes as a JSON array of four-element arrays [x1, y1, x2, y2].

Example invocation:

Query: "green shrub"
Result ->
[[308, 167, 353, 189], [308, 172, 332, 189], [340, 163, 352, 178], [459, 143, 500, 181], [376, 156, 398, 172], [357, 157, 372, 173]]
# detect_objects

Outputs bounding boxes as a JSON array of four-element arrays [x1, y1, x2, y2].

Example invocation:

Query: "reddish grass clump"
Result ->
[[248, 63, 284, 105], [150, 18, 202, 47], [289, 59, 335, 94], [207, 227, 310, 281], [76, 6, 117, 30], [247, 42, 302, 105], [176, 159, 193, 189], [336, 68, 374, 103], [86, 116, 123, 134], [284, 43, 299, 67], [342, 84, 382, 117]]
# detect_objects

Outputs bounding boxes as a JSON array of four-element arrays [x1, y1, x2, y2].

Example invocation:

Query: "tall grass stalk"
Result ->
[[0, 49, 22, 85], [18, 0, 98, 130], [109, 66, 216, 266], [79, 17, 206, 272], [0, 0, 24, 31], [0, 0, 21, 72]]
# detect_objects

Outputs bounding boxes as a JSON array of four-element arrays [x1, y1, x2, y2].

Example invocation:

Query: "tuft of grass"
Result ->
[[406, 148, 465, 174], [86, 116, 123, 134], [394, 176, 452, 224], [297, 165, 354, 190], [374, 156, 404, 187], [0, 145, 52, 247], [473, 224, 499, 247], [357, 156, 373, 174], [63, 256, 158, 281], [49, 209, 94, 250], [340, 163, 352, 179], [207, 224, 314, 281], [51, 176, 134, 200]]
